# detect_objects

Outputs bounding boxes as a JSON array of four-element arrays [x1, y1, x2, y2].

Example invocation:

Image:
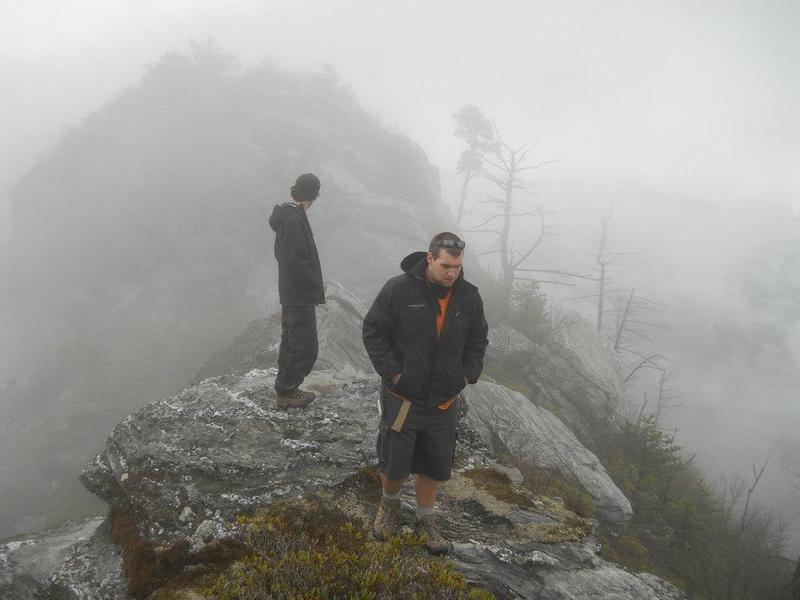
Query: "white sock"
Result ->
[[416, 505, 435, 519], [383, 490, 401, 500]]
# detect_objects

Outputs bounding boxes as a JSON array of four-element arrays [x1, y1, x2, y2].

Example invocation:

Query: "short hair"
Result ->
[[290, 173, 321, 201], [429, 232, 464, 259]]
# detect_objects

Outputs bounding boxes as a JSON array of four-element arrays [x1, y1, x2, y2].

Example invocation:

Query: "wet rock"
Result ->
[[81, 367, 381, 545], [43, 519, 127, 600], [192, 281, 374, 382], [71, 365, 681, 599], [0, 516, 123, 600], [465, 380, 633, 524], [487, 314, 624, 447]]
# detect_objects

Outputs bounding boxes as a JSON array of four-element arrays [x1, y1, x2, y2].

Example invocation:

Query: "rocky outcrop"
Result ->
[[191, 287, 632, 524], [487, 314, 624, 446], [81, 368, 379, 546], [71, 366, 682, 599], [0, 516, 127, 600], [193, 281, 374, 382], [1, 244, 675, 597], [466, 380, 633, 524]]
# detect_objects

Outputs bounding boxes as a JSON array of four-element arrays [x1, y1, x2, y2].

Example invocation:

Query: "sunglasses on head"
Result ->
[[432, 239, 466, 249]]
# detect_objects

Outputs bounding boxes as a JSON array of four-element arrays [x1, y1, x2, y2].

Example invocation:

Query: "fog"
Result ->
[[2, 0, 799, 555], [4, 1, 799, 208]]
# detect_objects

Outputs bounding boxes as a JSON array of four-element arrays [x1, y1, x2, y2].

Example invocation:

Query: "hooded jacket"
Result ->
[[269, 202, 325, 306], [362, 251, 489, 408]]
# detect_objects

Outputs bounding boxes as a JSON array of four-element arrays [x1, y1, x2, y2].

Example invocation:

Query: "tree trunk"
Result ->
[[456, 170, 471, 225]]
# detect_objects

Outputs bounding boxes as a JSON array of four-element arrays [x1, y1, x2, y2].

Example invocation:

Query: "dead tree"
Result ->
[[464, 125, 576, 320], [561, 211, 665, 371], [634, 368, 682, 427], [726, 451, 772, 599], [784, 461, 800, 599], [452, 105, 496, 225], [606, 287, 670, 384], [592, 210, 636, 331]]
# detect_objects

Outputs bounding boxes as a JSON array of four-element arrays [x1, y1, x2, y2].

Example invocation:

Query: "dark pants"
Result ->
[[275, 305, 318, 394]]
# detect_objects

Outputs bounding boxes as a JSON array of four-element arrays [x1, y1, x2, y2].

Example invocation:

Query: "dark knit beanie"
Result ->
[[290, 173, 321, 201]]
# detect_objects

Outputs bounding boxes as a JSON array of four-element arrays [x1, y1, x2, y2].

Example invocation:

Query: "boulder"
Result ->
[[487, 314, 624, 446], [71, 367, 680, 599], [0, 516, 126, 600], [81, 368, 380, 544], [466, 380, 633, 524], [193, 280, 374, 383]]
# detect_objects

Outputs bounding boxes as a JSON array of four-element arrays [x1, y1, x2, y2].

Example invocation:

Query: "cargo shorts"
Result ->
[[376, 380, 459, 482]]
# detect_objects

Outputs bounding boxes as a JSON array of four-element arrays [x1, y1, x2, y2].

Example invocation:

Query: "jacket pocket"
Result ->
[[393, 357, 420, 398], [441, 357, 466, 395]]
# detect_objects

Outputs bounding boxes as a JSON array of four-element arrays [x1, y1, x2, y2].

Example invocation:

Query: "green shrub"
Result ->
[[108, 505, 243, 599], [495, 454, 596, 519], [201, 497, 495, 599], [507, 281, 549, 339]]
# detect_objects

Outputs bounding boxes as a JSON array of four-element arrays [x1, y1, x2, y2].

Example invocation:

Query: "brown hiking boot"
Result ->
[[372, 497, 402, 541], [414, 514, 449, 555], [276, 388, 316, 409]]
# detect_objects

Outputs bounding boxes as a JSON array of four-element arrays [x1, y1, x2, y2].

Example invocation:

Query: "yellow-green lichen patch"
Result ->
[[461, 468, 535, 508], [521, 514, 594, 544], [199, 495, 496, 599], [445, 468, 593, 546], [510, 460, 597, 518]]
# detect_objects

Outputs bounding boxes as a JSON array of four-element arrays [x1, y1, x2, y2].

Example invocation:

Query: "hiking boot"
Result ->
[[276, 388, 316, 409], [372, 497, 402, 541], [414, 514, 449, 555]]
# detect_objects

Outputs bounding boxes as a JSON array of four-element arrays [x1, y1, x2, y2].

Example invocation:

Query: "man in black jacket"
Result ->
[[362, 232, 488, 554], [268, 173, 325, 408]]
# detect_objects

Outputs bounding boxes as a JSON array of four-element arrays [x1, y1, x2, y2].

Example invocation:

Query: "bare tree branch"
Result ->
[[623, 354, 668, 382]]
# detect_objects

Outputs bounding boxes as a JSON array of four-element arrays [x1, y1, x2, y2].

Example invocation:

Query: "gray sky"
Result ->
[[2, 0, 799, 216]]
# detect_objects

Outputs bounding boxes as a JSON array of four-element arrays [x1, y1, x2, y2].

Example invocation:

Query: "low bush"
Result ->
[[201, 497, 495, 600]]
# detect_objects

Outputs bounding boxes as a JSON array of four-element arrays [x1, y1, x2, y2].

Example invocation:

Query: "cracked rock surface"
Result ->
[[487, 315, 624, 447], [0, 516, 127, 600], [71, 366, 682, 599], [81, 367, 380, 545], [466, 380, 633, 524]]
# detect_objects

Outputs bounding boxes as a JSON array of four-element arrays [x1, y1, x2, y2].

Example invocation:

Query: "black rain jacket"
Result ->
[[269, 202, 325, 306], [362, 251, 489, 408]]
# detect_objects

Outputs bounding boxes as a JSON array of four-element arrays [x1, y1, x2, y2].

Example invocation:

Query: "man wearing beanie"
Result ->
[[268, 173, 324, 408]]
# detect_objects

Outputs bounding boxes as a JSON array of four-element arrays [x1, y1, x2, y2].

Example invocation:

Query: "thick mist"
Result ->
[[2, 0, 798, 559]]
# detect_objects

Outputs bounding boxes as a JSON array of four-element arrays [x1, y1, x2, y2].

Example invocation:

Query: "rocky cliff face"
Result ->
[[2, 363, 683, 599], [0, 284, 689, 599], [467, 380, 632, 524], [487, 315, 624, 449], [193, 285, 633, 525], [0, 517, 128, 600]]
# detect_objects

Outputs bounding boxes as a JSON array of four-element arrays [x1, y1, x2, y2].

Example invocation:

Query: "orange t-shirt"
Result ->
[[435, 290, 452, 339], [435, 290, 456, 410]]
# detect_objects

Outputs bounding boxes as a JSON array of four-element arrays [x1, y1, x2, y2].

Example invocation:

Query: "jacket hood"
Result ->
[[269, 203, 301, 232], [400, 251, 467, 288], [400, 251, 428, 275]]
